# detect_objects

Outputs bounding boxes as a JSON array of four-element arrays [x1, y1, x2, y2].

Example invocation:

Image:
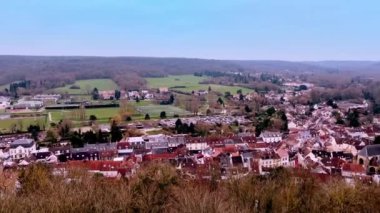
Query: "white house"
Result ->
[[0, 96, 10, 109], [288, 121, 297, 129], [260, 131, 282, 143], [9, 138, 36, 160], [254, 151, 282, 174], [276, 148, 290, 167], [186, 142, 209, 152], [346, 128, 368, 139]]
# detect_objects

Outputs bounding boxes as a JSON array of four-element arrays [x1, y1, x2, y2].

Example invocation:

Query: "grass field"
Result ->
[[49, 107, 120, 123], [53, 79, 119, 95], [0, 117, 47, 133], [136, 105, 191, 117], [145, 75, 253, 94], [48, 100, 190, 123]]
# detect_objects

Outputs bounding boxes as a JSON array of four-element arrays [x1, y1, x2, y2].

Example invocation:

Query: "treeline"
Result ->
[[4, 80, 31, 97], [2, 163, 380, 212], [364, 82, 380, 114], [1, 56, 380, 97], [0, 56, 247, 92]]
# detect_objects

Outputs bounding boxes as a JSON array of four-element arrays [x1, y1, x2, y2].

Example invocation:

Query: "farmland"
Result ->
[[52, 79, 119, 95], [145, 75, 253, 94]]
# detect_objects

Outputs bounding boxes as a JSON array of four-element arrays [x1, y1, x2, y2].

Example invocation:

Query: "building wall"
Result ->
[[10, 144, 36, 160], [263, 136, 282, 143], [186, 143, 208, 151]]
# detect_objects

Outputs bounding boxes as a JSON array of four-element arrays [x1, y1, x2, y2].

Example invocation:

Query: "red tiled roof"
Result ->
[[241, 136, 256, 143], [342, 163, 365, 173], [143, 153, 177, 161], [224, 145, 237, 153], [248, 143, 271, 149], [117, 142, 130, 150]]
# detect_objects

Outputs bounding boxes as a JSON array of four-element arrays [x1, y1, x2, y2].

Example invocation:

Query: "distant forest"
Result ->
[[0, 55, 379, 92]]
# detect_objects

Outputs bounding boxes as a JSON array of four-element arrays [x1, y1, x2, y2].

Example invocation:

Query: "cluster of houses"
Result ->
[[2, 95, 62, 111], [159, 115, 251, 128], [98, 90, 154, 100], [1, 124, 380, 183], [2, 78, 380, 184]]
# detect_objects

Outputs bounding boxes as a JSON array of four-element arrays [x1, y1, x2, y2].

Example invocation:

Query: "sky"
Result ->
[[0, 0, 379, 60]]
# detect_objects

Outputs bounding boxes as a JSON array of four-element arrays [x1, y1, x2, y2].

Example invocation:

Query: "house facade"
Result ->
[[357, 144, 380, 174], [9, 139, 36, 160], [260, 131, 282, 143]]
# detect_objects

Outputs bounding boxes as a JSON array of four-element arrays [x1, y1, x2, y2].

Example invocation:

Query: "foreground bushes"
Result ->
[[1, 164, 380, 213]]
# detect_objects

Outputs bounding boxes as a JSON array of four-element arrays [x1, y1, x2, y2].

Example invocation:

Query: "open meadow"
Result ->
[[52, 79, 119, 95], [136, 104, 191, 117], [0, 116, 47, 133], [48, 100, 190, 124], [145, 75, 253, 94], [48, 107, 120, 124]]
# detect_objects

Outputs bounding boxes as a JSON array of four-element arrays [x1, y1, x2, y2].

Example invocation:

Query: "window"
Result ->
[[359, 158, 364, 165]]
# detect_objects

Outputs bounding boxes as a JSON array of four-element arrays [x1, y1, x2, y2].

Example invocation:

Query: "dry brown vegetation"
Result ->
[[1, 164, 380, 213]]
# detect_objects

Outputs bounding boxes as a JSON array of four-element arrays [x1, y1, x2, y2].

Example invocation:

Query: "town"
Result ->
[[2, 0, 380, 211], [1, 70, 380, 188]]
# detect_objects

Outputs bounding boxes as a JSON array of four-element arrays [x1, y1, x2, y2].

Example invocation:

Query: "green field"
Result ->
[[145, 75, 253, 94], [48, 100, 190, 123], [53, 79, 119, 95], [49, 107, 120, 123], [0, 117, 47, 133], [136, 105, 191, 117]]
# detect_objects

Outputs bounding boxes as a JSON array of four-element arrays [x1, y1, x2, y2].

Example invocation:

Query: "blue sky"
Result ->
[[0, 0, 379, 60]]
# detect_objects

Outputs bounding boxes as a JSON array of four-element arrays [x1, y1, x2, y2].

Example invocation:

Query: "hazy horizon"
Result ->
[[1, 0, 379, 61], [1, 54, 379, 63]]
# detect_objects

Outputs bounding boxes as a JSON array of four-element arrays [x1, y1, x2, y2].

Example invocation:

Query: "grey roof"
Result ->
[[10, 139, 34, 149], [241, 152, 253, 158], [71, 143, 117, 153], [84, 143, 117, 151], [260, 131, 282, 138], [358, 145, 380, 157], [168, 136, 186, 144]]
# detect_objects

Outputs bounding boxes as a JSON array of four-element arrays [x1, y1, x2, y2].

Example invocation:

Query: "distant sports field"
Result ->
[[0, 116, 47, 133], [136, 105, 191, 117], [48, 101, 190, 123], [145, 75, 253, 94], [53, 79, 119, 95], [49, 107, 120, 123]]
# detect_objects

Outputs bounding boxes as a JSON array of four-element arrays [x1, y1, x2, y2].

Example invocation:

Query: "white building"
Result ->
[[346, 128, 368, 139], [186, 142, 209, 152], [13, 100, 43, 110], [260, 131, 282, 143], [9, 138, 36, 160], [0, 96, 10, 109], [32, 94, 61, 103], [276, 149, 290, 167]]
